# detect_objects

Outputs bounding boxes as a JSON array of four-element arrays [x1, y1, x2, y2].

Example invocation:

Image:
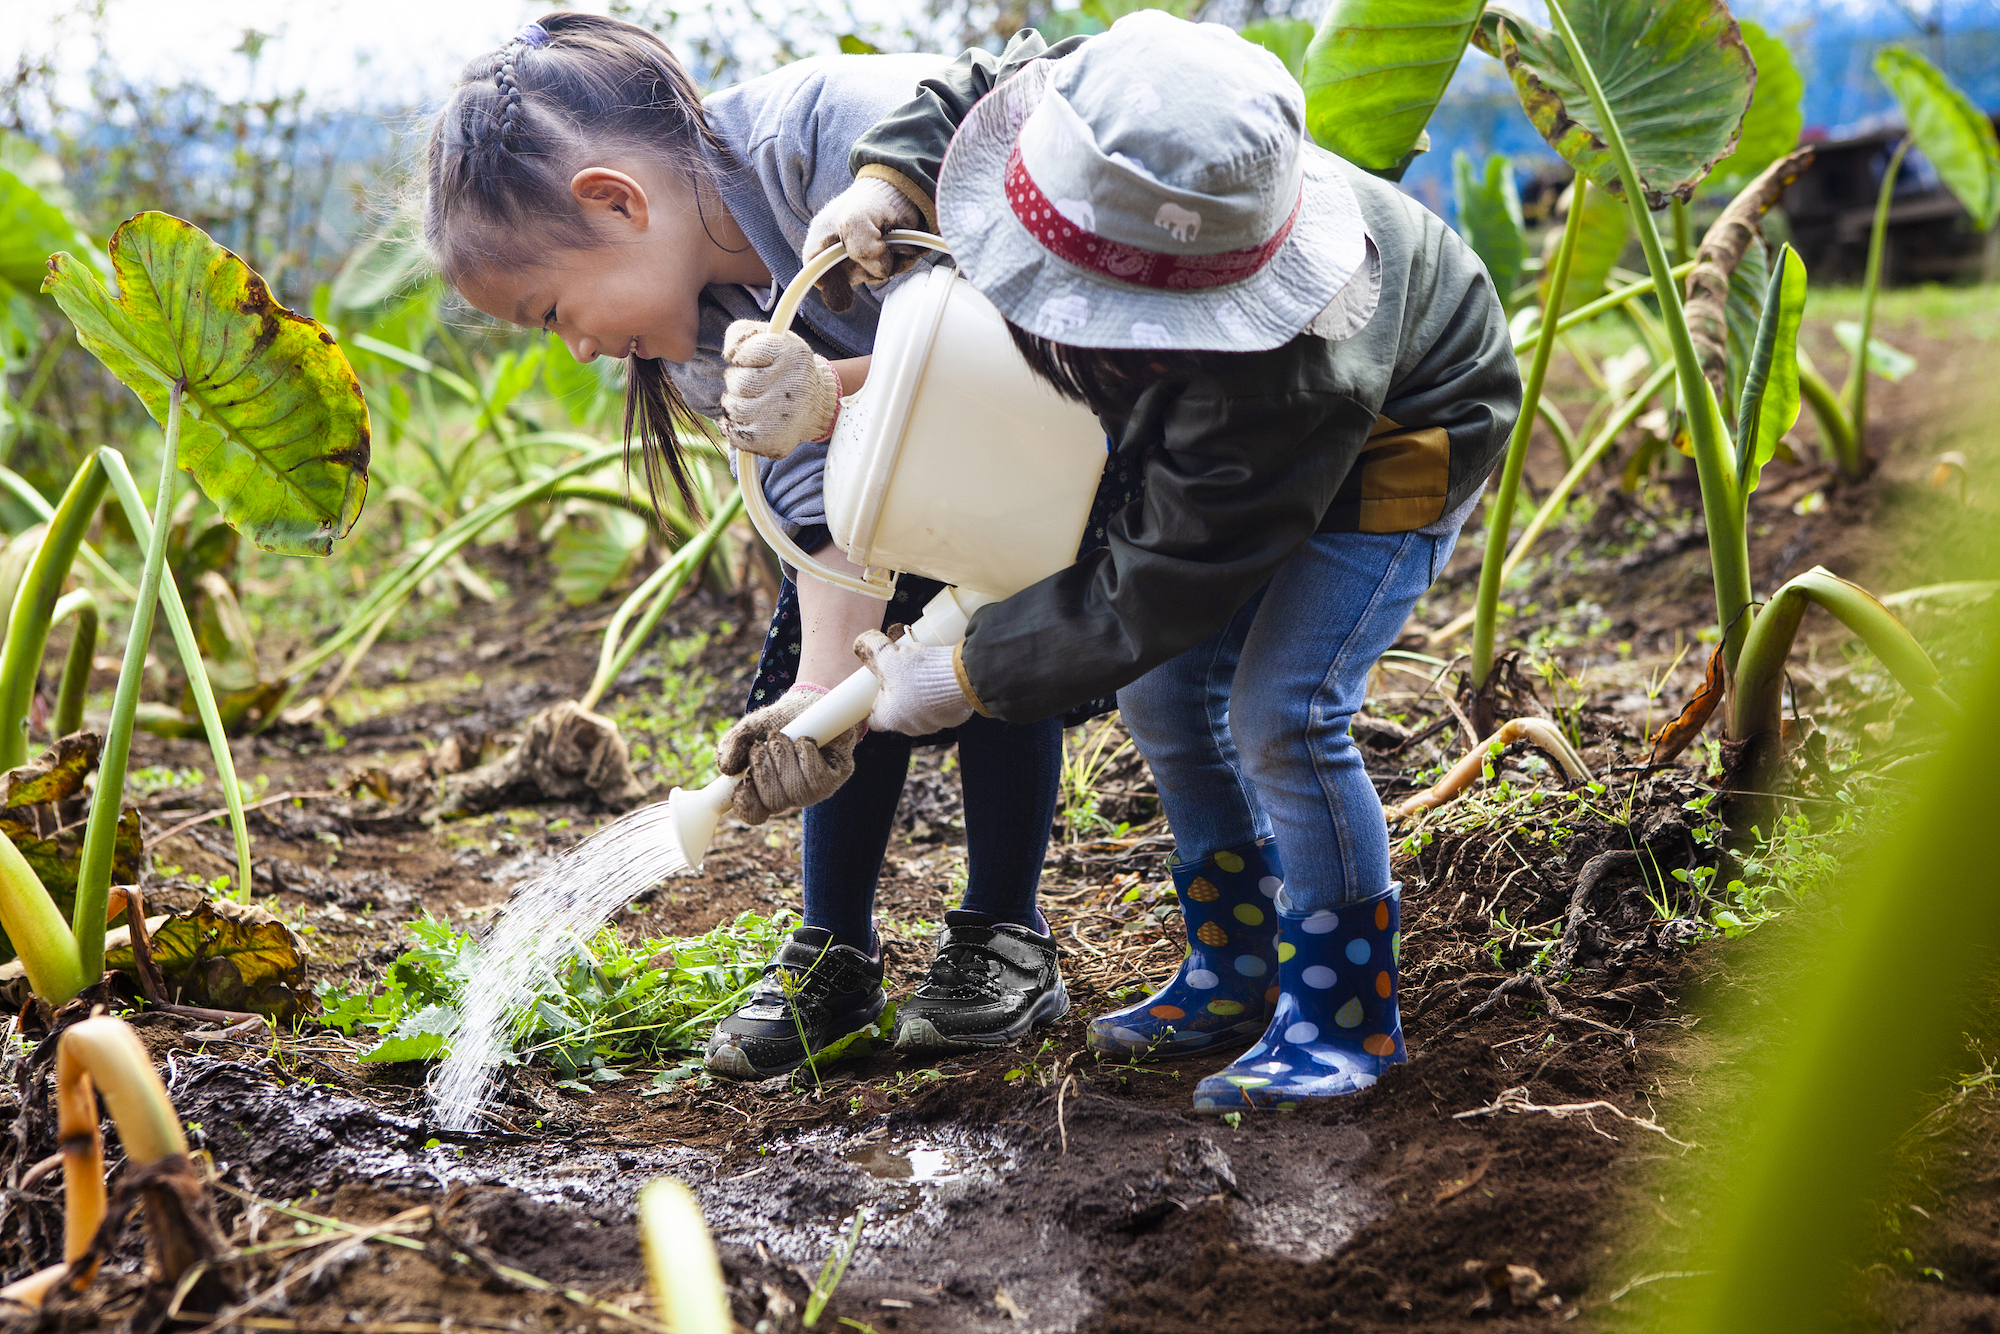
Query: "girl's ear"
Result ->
[[570, 168, 651, 230]]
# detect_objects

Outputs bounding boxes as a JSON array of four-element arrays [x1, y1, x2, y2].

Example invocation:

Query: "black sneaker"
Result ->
[[704, 927, 887, 1080], [893, 911, 1069, 1053]]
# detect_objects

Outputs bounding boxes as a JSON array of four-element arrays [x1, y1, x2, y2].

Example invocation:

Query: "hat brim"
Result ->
[[937, 60, 1374, 352]]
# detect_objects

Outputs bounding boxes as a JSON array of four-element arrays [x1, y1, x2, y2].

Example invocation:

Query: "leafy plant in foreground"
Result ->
[[3, 211, 370, 1005]]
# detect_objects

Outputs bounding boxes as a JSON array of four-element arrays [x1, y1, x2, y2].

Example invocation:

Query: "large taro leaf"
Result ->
[[1303, 0, 1485, 179], [1473, 2, 1756, 207], [1452, 151, 1527, 303], [1875, 46, 2000, 232], [41, 212, 369, 556], [1710, 21, 1804, 193], [1241, 18, 1315, 84], [105, 898, 310, 1020]]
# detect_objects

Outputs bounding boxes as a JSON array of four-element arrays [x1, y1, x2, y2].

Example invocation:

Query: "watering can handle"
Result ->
[[735, 230, 951, 600]]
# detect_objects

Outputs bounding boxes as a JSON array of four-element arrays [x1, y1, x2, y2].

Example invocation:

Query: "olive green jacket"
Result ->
[[850, 30, 1521, 724]]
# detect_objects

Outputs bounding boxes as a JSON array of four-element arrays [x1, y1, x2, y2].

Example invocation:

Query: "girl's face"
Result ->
[[458, 160, 768, 365]]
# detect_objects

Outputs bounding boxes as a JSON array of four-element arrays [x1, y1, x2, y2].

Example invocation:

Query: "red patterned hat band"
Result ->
[[1003, 142, 1300, 292]]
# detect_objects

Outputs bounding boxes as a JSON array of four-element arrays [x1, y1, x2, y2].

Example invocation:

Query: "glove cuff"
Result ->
[[903, 645, 974, 720]]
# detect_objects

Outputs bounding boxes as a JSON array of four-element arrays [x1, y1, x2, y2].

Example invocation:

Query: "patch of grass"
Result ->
[[317, 907, 798, 1075], [601, 629, 733, 790]]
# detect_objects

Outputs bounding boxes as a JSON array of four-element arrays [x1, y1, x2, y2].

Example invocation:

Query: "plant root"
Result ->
[[1389, 718, 1593, 821], [1452, 1085, 1693, 1148]]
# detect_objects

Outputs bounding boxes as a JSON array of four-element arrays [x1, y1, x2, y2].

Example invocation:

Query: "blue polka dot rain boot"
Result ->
[[1193, 883, 1405, 1113], [1086, 840, 1283, 1059]]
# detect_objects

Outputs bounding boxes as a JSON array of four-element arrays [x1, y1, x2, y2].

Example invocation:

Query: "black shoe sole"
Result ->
[[892, 980, 1070, 1054], [704, 990, 888, 1080]]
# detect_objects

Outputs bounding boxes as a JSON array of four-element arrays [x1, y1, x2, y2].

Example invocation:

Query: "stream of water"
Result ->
[[429, 802, 687, 1131]]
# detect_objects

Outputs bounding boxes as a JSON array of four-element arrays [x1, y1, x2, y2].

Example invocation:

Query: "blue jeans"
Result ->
[[1117, 526, 1461, 913]]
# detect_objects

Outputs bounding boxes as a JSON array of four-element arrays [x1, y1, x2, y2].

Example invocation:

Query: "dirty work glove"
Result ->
[[854, 626, 974, 737], [803, 176, 924, 314], [720, 320, 841, 459], [716, 686, 859, 825]]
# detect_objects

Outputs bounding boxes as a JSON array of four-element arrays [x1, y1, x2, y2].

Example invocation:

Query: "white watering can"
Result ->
[[660, 231, 1108, 871]]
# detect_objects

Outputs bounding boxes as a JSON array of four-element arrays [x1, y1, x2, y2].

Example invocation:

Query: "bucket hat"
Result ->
[[935, 10, 1375, 352]]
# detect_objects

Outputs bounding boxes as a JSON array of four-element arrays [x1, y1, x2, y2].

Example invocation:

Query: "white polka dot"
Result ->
[[1302, 965, 1336, 990], [1284, 1022, 1319, 1044], [1112, 1026, 1147, 1043], [1301, 911, 1339, 934], [1259, 876, 1283, 898], [1257, 1061, 1290, 1074], [1234, 955, 1267, 977], [1186, 968, 1220, 990], [1243, 1043, 1268, 1060], [1346, 939, 1372, 965], [1310, 1049, 1344, 1066]]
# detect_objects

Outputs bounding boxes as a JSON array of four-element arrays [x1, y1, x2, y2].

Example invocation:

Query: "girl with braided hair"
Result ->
[[425, 14, 1092, 1080]]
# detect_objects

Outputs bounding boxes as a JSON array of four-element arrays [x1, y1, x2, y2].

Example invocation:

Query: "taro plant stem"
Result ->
[[0, 457, 109, 770], [1471, 186, 1588, 690], [1545, 0, 1755, 671], [1845, 135, 1911, 464], [74, 383, 184, 982]]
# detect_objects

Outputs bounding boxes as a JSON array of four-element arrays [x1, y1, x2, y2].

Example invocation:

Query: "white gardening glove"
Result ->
[[716, 686, 859, 825], [853, 626, 974, 736], [803, 176, 924, 314], [720, 320, 841, 459]]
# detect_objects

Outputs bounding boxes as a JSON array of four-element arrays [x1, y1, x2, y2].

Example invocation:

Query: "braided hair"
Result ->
[[424, 13, 736, 518]]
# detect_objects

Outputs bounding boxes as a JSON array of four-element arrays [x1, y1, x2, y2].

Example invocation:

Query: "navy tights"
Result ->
[[801, 715, 1062, 950]]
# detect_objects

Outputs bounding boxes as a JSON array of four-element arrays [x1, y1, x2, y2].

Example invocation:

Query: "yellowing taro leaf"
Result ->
[[3, 731, 100, 808], [105, 898, 309, 1020], [41, 212, 369, 556], [1474, 2, 1756, 207]]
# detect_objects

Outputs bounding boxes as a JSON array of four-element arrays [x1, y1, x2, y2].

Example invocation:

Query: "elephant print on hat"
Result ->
[[1039, 292, 1092, 335], [1154, 202, 1202, 243]]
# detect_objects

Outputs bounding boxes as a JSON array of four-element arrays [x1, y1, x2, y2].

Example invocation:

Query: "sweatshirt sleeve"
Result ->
[[954, 346, 1381, 723], [849, 29, 1090, 225]]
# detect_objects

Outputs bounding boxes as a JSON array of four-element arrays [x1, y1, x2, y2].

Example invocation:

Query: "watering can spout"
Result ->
[[660, 587, 998, 873]]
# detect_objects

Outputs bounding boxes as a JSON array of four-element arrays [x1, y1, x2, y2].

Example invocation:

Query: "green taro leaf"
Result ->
[[1542, 179, 1629, 315], [1724, 234, 1773, 413], [0, 135, 103, 290], [1832, 323, 1918, 382], [1452, 152, 1527, 303], [549, 503, 648, 606], [1474, 2, 1757, 207], [1303, 0, 1485, 179], [1711, 21, 1804, 192], [1241, 18, 1315, 84], [41, 212, 369, 556], [1734, 243, 1806, 497], [1875, 46, 2000, 232]]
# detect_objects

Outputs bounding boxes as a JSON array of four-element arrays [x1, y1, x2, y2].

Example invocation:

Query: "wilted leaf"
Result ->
[[41, 211, 370, 556], [1453, 152, 1527, 302], [1241, 18, 1314, 83], [3, 731, 99, 807], [1542, 179, 1628, 315], [105, 897, 310, 1020], [1474, 2, 1756, 207], [1876, 46, 2000, 231], [1710, 21, 1804, 192], [1832, 323, 1917, 381], [1303, 0, 1485, 178], [1735, 244, 1807, 497], [1649, 645, 1727, 765]]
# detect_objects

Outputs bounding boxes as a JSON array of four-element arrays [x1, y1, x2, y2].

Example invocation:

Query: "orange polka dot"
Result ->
[[1376, 970, 1392, 998], [1187, 877, 1221, 903], [1197, 922, 1230, 947], [1265, 985, 1280, 1005], [1375, 900, 1390, 931], [1148, 1005, 1186, 1020], [1363, 1033, 1398, 1057]]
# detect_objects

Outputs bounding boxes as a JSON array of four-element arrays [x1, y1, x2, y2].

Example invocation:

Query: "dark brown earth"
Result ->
[[0, 298, 1994, 1333]]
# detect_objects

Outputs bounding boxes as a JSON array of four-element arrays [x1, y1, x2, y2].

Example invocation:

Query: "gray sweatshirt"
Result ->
[[672, 52, 949, 538]]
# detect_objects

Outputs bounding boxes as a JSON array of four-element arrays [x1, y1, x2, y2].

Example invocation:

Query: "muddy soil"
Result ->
[[0, 301, 1993, 1333]]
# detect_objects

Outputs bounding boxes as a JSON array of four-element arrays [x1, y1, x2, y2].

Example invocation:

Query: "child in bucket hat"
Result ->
[[726, 12, 1521, 1111]]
